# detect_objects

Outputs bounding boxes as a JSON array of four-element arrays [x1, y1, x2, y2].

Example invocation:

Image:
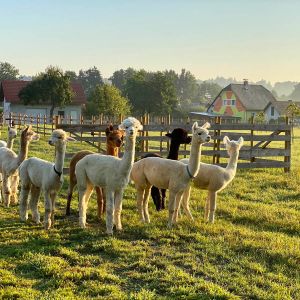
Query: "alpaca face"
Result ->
[[8, 127, 17, 139], [192, 122, 211, 144], [118, 117, 143, 138], [48, 129, 75, 147], [21, 125, 40, 142], [223, 136, 244, 155], [105, 126, 124, 148], [166, 128, 191, 144]]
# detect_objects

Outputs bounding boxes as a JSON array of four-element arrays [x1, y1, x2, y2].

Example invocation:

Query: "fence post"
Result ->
[[160, 116, 163, 155], [250, 115, 255, 162], [54, 115, 59, 129], [284, 117, 291, 173], [43, 115, 46, 137], [216, 116, 221, 164]]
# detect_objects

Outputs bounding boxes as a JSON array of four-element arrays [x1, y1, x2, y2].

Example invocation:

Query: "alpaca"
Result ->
[[0, 126, 18, 149], [0, 126, 39, 207], [143, 128, 191, 211], [131, 122, 211, 227], [180, 136, 244, 223], [65, 125, 124, 217], [19, 129, 75, 229], [75, 117, 143, 234], [0, 126, 18, 203]]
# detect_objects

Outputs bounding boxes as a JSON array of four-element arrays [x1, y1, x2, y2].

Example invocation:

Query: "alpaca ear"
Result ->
[[118, 123, 125, 130], [165, 132, 172, 138], [67, 136, 76, 142], [202, 122, 211, 129], [105, 127, 110, 136], [223, 136, 230, 145], [192, 122, 198, 132], [109, 125, 114, 131], [138, 124, 143, 131], [237, 136, 244, 146]]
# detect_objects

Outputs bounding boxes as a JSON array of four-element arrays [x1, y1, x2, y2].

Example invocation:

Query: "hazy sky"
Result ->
[[1, 0, 299, 83]]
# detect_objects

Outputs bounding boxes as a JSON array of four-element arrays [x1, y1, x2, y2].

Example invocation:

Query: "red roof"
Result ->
[[0, 80, 86, 105]]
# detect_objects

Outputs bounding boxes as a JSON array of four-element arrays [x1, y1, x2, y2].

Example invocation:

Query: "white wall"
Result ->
[[264, 105, 280, 122]]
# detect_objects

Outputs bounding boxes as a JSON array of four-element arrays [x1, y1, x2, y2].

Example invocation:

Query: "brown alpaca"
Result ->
[[66, 125, 124, 217]]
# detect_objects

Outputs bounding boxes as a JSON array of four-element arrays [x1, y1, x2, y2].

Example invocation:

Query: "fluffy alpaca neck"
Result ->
[[187, 139, 201, 177], [17, 138, 29, 166], [119, 136, 135, 174], [7, 137, 15, 150], [226, 151, 239, 172], [54, 144, 66, 174], [107, 144, 119, 157], [168, 141, 180, 160]]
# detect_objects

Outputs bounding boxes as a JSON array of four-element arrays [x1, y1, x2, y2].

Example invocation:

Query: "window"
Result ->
[[271, 106, 275, 116], [223, 99, 235, 106], [58, 110, 65, 117], [231, 100, 236, 106]]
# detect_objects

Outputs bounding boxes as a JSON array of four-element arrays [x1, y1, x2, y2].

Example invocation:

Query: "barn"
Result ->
[[0, 80, 86, 122]]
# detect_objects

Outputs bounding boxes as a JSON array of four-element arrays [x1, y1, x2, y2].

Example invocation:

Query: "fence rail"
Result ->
[[1, 113, 292, 172]]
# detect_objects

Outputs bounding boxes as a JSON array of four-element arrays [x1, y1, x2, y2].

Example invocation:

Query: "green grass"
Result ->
[[0, 128, 299, 299]]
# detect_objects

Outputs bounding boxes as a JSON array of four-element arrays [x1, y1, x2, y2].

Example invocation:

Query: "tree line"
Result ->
[[0, 62, 222, 118]]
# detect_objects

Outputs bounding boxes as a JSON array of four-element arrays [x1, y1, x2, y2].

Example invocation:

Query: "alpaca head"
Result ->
[[118, 117, 143, 139], [21, 125, 40, 142], [191, 122, 211, 144], [8, 126, 17, 139], [105, 125, 124, 148], [48, 129, 75, 147], [166, 128, 191, 144], [223, 136, 244, 155]]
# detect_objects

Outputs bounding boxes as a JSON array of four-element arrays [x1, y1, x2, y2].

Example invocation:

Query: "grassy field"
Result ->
[[0, 127, 299, 299]]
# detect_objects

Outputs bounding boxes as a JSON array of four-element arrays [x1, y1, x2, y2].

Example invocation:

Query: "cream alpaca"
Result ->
[[131, 122, 211, 227], [0, 126, 18, 149], [0, 126, 18, 203], [0, 126, 39, 207], [19, 129, 75, 229], [75, 117, 143, 235], [180, 136, 244, 223]]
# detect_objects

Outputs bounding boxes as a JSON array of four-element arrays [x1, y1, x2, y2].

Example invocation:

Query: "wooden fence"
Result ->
[[1, 113, 292, 172]]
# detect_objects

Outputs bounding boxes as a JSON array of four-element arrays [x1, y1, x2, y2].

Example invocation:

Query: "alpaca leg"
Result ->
[[114, 189, 124, 231], [50, 192, 57, 227], [182, 185, 194, 221], [10, 174, 19, 205], [136, 187, 145, 222], [143, 187, 151, 223], [173, 191, 184, 224], [161, 188, 166, 209], [208, 191, 217, 223], [95, 186, 104, 219], [168, 191, 177, 228], [78, 184, 93, 228], [105, 189, 115, 235], [151, 186, 161, 211], [19, 183, 31, 221], [66, 180, 76, 216], [2, 173, 11, 207], [30, 185, 41, 224], [204, 194, 210, 221], [44, 192, 53, 230], [0, 173, 2, 203]]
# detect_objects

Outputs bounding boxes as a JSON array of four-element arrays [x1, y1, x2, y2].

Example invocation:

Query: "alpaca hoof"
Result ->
[[20, 215, 28, 222], [106, 230, 113, 235], [116, 226, 123, 231]]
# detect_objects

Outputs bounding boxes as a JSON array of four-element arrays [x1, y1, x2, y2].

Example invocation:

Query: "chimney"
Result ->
[[243, 79, 249, 90]]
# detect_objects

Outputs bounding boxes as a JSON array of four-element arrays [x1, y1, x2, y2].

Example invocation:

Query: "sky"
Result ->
[[0, 0, 299, 83]]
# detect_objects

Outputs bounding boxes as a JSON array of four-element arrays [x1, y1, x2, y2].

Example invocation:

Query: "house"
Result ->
[[0, 80, 86, 122], [264, 100, 300, 122], [207, 80, 277, 122]]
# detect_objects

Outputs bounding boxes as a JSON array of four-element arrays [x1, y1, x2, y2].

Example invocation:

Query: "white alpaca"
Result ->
[[75, 117, 143, 235], [0, 126, 18, 149], [131, 122, 211, 227], [0, 126, 18, 203], [19, 129, 75, 229], [0, 126, 39, 207], [180, 136, 244, 223]]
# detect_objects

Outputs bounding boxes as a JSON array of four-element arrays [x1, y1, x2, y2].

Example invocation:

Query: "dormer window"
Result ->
[[271, 106, 275, 116]]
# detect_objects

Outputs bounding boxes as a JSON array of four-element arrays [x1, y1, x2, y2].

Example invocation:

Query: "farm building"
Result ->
[[207, 80, 278, 122], [0, 80, 86, 121]]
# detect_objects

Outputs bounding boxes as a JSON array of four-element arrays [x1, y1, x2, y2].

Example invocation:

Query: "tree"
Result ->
[[288, 83, 300, 101], [254, 111, 266, 124], [87, 84, 131, 118], [19, 66, 73, 118], [0, 62, 19, 81], [125, 70, 177, 115], [65, 70, 78, 81], [78, 66, 103, 96], [109, 68, 137, 93]]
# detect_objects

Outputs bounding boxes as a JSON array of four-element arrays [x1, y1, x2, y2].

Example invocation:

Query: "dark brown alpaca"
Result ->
[[143, 128, 191, 211], [65, 125, 124, 218]]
